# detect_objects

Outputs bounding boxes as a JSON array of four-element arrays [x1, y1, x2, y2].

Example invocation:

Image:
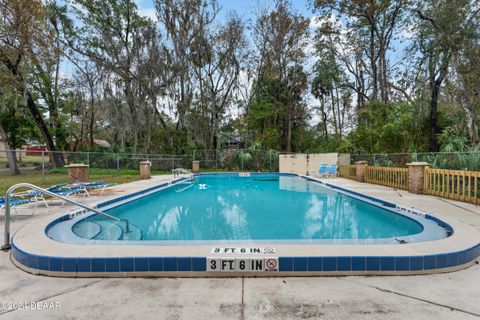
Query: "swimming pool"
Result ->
[[11, 173, 480, 276], [47, 173, 448, 244]]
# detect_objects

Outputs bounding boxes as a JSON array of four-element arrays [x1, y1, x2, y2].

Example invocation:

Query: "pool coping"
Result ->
[[9, 173, 480, 277]]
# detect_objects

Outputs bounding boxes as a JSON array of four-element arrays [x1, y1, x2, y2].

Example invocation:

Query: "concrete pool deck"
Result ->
[[1, 176, 479, 318]]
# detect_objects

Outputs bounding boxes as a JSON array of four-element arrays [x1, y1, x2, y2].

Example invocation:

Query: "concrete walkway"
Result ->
[[0, 176, 479, 319]]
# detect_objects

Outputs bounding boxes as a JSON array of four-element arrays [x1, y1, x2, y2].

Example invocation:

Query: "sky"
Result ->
[[134, 0, 314, 22]]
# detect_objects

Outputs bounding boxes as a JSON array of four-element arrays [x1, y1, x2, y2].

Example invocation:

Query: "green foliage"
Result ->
[[340, 102, 421, 153], [0, 90, 41, 148]]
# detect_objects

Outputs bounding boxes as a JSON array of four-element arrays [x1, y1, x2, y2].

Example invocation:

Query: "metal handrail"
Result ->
[[172, 168, 193, 179], [1, 183, 130, 250]]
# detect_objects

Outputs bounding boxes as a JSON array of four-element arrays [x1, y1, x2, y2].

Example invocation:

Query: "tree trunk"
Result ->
[[320, 97, 328, 139], [370, 26, 378, 101], [463, 95, 479, 145], [88, 79, 95, 147], [0, 123, 20, 175], [456, 60, 479, 145], [286, 114, 292, 152], [379, 50, 389, 103], [2, 56, 64, 167], [24, 90, 64, 167], [428, 56, 449, 152], [330, 92, 339, 138], [428, 81, 440, 152], [335, 88, 342, 138]]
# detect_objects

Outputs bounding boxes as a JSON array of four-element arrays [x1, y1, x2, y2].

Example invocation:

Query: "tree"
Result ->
[[250, 0, 310, 152], [71, 0, 155, 152], [0, 0, 65, 167], [193, 14, 247, 149], [412, 0, 478, 151], [311, 48, 354, 140], [313, 0, 408, 103], [155, 0, 219, 138]]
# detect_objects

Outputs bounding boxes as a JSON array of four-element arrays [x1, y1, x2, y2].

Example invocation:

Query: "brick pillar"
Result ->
[[355, 161, 368, 183], [407, 162, 430, 194], [66, 164, 89, 183], [139, 161, 152, 180], [192, 161, 200, 173]]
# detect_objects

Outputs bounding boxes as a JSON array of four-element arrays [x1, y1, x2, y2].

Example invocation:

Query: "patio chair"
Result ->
[[72, 181, 117, 196], [326, 164, 338, 178], [14, 183, 86, 208], [314, 164, 328, 178], [0, 197, 33, 216], [19, 190, 50, 208]]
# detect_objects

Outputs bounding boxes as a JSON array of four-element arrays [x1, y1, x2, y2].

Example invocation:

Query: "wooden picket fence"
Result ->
[[424, 168, 480, 205], [365, 166, 409, 190], [338, 164, 480, 205], [338, 165, 356, 179]]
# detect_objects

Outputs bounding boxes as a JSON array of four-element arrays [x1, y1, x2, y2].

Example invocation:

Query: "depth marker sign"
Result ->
[[210, 247, 276, 254], [206, 257, 279, 272]]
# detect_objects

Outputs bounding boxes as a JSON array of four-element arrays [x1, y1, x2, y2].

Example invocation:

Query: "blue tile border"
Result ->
[[10, 240, 480, 275]]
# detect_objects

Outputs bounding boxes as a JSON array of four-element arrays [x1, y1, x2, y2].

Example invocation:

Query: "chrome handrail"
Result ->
[[172, 168, 193, 179], [1, 183, 130, 250]]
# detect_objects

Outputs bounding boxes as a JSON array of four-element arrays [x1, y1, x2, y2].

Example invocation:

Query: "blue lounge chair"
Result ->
[[15, 183, 85, 208], [326, 164, 338, 178], [72, 181, 117, 196], [0, 197, 32, 216], [314, 164, 328, 178]]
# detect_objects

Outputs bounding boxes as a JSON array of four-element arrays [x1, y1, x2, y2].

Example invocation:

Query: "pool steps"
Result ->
[[74, 220, 142, 241]]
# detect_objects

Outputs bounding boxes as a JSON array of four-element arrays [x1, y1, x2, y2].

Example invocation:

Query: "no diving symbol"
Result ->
[[266, 259, 277, 270], [263, 247, 275, 254]]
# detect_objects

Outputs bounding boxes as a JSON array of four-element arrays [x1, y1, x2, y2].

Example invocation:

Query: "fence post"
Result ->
[[355, 161, 368, 182], [86, 152, 90, 166], [407, 162, 430, 194], [116, 154, 120, 171], [192, 160, 200, 173], [139, 161, 151, 179], [66, 164, 89, 183], [269, 151, 272, 172], [41, 151, 45, 183]]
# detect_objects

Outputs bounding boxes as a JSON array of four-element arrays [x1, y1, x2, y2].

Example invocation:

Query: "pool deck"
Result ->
[[1, 176, 479, 319]]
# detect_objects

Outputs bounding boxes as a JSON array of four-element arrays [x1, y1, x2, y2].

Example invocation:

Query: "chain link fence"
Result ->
[[192, 149, 279, 172], [0, 149, 279, 193], [351, 152, 480, 171]]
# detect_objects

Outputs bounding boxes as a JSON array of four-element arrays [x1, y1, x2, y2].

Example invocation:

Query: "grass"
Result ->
[[0, 168, 171, 195], [0, 155, 47, 167]]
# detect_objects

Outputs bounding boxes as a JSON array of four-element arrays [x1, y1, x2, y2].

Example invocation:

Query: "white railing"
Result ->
[[172, 168, 194, 179]]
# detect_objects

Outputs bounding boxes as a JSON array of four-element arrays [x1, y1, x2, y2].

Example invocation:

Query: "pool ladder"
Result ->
[[1, 183, 130, 250], [172, 168, 194, 180]]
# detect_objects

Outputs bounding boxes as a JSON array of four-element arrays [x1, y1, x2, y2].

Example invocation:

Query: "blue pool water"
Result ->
[[66, 174, 434, 242]]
